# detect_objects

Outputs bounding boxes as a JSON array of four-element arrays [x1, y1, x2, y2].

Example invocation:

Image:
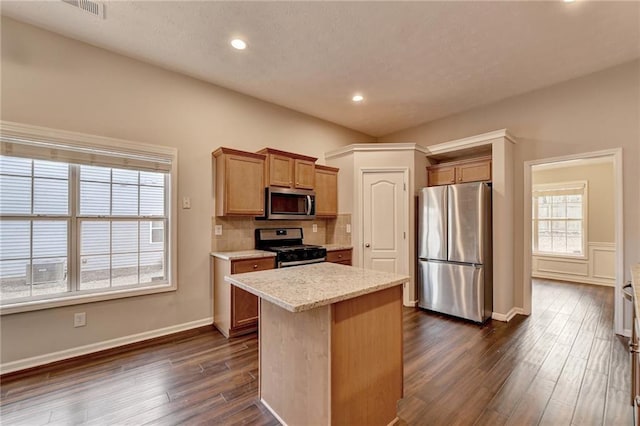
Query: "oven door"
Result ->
[[265, 187, 316, 220]]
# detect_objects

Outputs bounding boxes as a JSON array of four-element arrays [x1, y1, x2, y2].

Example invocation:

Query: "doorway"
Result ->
[[524, 149, 624, 335]]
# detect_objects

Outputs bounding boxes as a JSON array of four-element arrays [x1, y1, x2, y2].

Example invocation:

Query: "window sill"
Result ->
[[0, 283, 177, 315], [532, 252, 587, 261]]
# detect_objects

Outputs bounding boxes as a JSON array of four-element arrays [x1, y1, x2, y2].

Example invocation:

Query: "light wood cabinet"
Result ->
[[314, 165, 339, 217], [258, 148, 317, 189], [427, 155, 492, 186], [212, 256, 275, 337], [213, 147, 266, 216], [326, 248, 352, 266]]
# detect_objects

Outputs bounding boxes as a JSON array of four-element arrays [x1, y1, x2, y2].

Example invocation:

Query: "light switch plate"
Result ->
[[346, 224, 351, 233], [214, 225, 223, 235], [312, 224, 318, 233], [182, 197, 191, 209]]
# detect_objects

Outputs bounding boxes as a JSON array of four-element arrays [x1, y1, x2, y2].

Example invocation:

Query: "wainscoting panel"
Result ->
[[532, 242, 615, 287]]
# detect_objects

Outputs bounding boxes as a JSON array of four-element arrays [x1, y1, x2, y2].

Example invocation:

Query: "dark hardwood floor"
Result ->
[[0, 279, 630, 425]]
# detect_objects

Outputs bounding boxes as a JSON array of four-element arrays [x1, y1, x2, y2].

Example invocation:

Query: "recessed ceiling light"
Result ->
[[352, 94, 364, 102], [563, 0, 575, 3], [230, 39, 247, 50]]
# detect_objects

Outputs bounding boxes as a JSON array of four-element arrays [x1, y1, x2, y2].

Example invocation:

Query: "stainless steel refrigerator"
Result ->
[[417, 182, 492, 322]]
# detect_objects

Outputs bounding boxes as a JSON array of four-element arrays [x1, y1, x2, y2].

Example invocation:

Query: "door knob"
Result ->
[[365, 243, 370, 247]]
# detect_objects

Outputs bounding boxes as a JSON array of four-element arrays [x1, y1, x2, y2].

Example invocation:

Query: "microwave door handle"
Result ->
[[306, 195, 312, 215]]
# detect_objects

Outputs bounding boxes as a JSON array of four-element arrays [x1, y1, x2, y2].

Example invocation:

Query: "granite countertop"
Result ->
[[632, 264, 640, 319], [210, 250, 276, 261], [225, 262, 408, 313], [323, 244, 353, 251]]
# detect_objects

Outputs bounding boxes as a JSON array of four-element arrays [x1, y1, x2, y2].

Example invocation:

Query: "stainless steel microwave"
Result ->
[[259, 187, 316, 220]]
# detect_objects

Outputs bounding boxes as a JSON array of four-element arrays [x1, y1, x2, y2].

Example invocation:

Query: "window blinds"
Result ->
[[0, 124, 173, 173]]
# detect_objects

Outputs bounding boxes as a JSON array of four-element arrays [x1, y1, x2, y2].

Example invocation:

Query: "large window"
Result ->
[[532, 182, 587, 257], [0, 122, 176, 311]]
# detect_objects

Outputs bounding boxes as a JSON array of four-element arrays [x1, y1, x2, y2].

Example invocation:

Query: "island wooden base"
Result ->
[[259, 285, 403, 426]]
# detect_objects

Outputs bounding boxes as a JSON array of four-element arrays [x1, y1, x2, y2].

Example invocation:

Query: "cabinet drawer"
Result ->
[[231, 257, 275, 274], [327, 249, 352, 264]]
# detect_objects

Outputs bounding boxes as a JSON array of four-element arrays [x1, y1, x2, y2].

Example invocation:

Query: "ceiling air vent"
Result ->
[[62, 0, 105, 19]]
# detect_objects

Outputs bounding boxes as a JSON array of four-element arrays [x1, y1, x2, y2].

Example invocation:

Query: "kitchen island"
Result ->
[[225, 262, 409, 426]]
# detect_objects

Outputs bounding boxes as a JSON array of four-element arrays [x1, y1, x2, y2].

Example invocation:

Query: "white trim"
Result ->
[[424, 129, 516, 156], [623, 328, 631, 338], [0, 284, 177, 315], [325, 143, 429, 160], [260, 398, 289, 426], [532, 273, 615, 288], [405, 299, 418, 308], [492, 307, 524, 322], [523, 148, 624, 334], [533, 156, 614, 171], [0, 120, 176, 157], [0, 317, 212, 374]]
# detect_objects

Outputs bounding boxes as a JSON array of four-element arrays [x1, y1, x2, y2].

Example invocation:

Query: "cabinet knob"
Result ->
[[365, 243, 370, 248], [338, 254, 342, 258], [253, 264, 258, 269]]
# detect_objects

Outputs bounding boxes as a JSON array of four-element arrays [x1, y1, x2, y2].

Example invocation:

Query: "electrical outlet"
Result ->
[[312, 224, 318, 233], [214, 225, 223, 236], [346, 224, 351, 233], [74, 312, 86, 328], [182, 197, 191, 209]]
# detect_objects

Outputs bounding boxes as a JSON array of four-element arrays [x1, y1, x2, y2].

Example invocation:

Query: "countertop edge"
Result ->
[[324, 245, 353, 251], [225, 272, 407, 313], [210, 250, 277, 261]]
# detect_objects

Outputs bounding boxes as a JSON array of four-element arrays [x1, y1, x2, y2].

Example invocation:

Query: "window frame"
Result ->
[[149, 220, 164, 244], [531, 181, 588, 259], [0, 121, 178, 315]]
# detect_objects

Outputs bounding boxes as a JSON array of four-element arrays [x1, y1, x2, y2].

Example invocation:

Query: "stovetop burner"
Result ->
[[255, 228, 326, 268]]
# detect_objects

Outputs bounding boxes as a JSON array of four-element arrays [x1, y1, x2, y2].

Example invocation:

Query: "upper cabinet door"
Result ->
[[268, 154, 293, 188], [428, 166, 455, 186], [456, 159, 492, 184], [315, 165, 338, 217], [294, 159, 315, 189], [213, 148, 265, 216], [259, 148, 318, 189]]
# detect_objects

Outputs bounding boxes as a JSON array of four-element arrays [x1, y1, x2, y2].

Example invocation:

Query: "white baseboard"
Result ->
[[261, 398, 289, 426], [532, 272, 615, 287], [404, 299, 418, 307], [492, 307, 525, 322], [622, 328, 631, 338], [1, 317, 213, 375]]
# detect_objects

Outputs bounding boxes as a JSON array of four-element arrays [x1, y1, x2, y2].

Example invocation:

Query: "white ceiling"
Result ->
[[2, 1, 640, 137]]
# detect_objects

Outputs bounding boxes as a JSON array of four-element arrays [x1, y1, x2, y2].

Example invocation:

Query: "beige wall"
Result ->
[[380, 59, 640, 310], [532, 161, 615, 243], [0, 18, 372, 365]]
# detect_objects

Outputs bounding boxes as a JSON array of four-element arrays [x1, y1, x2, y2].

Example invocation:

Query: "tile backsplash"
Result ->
[[211, 213, 351, 252]]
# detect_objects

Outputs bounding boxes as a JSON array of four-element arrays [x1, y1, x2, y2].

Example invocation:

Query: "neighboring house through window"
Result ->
[[532, 181, 587, 257], [0, 122, 177, 313]]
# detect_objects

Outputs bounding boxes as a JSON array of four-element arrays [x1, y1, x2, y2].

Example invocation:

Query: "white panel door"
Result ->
[[362, 171, 405, 274]]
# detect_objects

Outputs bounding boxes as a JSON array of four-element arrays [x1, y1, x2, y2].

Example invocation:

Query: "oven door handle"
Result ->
[[278, 257, 326, 268]]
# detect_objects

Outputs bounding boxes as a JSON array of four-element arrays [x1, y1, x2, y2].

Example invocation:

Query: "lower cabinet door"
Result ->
[[231, 286, 258, 329]]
